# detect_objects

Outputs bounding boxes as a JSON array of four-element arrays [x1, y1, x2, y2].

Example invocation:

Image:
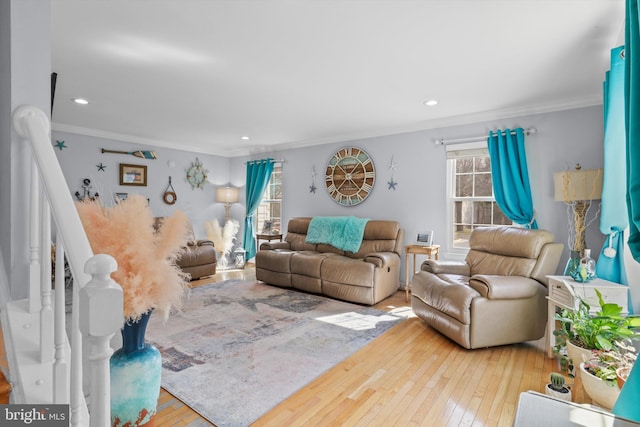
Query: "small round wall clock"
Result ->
[[186, 158, 208, 190], [325, 147, 375, 206]]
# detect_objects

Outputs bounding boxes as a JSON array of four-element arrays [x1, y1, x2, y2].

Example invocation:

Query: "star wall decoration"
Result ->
[[96, 163, 106, 171], [387, 155, 398, 190], [388, 156, 399, 172], [54, 140, 67, 150], [309, 166, 317, 194]]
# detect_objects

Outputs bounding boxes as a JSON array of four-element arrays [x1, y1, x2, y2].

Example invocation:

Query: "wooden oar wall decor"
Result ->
[[101, 148, 158, 159]]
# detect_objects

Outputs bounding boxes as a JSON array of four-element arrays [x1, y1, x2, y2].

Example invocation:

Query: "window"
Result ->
[[256, 165, 282, 234], [446, 143, 511, 252]]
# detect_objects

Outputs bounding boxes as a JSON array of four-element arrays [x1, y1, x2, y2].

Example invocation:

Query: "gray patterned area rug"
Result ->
[[145, 280, 405, 427]]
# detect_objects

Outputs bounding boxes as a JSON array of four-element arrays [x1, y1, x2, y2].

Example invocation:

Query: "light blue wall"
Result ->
[[55, 105, 605, 284], [234, 105, 606, 282], [52, 131, 232, 240]]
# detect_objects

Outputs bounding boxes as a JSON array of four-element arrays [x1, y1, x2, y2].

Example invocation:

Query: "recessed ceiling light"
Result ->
[[241, 136, 250, 140], [424, 99, 438, 106], [72, 98, 89, 105]]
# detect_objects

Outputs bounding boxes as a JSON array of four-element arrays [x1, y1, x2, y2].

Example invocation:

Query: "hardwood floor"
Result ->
[[156, 267, 592, 426], [0, 265, 592, 425]]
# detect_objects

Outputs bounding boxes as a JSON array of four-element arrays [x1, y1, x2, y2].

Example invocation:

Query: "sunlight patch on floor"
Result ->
[[315, 311, 404, 330]]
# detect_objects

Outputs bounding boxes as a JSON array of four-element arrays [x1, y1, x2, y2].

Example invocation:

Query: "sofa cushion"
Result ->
[[291, 251, 330, 278], [321, 257, 375, 288], [347, 220, 402, 258], [466, 227, 554, 277], [256, 249, 293, 273]]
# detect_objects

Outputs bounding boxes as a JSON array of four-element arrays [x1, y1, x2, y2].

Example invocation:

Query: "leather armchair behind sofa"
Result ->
[[155, 217, 217, 280], [411, 226, 563, 349]]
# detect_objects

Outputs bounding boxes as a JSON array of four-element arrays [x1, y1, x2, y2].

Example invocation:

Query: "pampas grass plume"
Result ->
[[76, 194, 191, 322], [206, 219, 239, 255]]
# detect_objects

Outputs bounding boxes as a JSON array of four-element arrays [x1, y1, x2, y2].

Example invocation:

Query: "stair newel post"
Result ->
[[80, 254, 123, 427]]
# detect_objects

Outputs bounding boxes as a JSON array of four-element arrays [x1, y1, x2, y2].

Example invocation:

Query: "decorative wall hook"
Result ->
[[75, 178, 99, 201], [163, 176, 177, 205]]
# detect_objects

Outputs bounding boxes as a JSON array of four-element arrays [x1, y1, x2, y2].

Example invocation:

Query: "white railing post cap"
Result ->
[[80, 255, 123, 337], [84, 253, 117, 276]]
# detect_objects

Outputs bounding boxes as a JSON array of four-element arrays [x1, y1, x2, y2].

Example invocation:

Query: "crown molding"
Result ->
[[265, 95, 603, 152], [52, 95, 602, 158], [50, 123, 233, 157]]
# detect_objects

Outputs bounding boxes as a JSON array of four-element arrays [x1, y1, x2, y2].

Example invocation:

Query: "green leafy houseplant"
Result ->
[[553, 289, 640, 376], [584, 340, 637, 387]]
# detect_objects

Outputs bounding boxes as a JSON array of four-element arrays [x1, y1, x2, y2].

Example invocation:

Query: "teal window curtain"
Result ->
[[242, 158, 275, 261], [597, 46, 628, 286], [487, 128, 538, 229], [626, 0, 640, 263], [613, 1, 640, 420]]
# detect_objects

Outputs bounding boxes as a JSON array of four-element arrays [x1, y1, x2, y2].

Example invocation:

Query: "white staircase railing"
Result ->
[[1, 105, 124, 427]]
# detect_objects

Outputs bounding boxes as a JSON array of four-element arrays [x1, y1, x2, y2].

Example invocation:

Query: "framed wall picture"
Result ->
[[416, 230, 434, 246], [119, 163, 147, 186]]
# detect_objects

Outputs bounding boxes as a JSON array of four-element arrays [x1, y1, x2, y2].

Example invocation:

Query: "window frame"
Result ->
[[255, 164, 282, 235], [445, 141, 511, 255]]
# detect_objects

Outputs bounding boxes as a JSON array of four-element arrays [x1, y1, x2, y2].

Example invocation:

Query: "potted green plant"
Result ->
[[553, 289, 640, 379], [545, 372, 572, 401], [585, 340, 637, 389], [580, 358, 621, 410]]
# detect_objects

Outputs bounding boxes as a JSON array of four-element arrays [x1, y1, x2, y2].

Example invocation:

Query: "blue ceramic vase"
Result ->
[[110, 311, 161, 427]]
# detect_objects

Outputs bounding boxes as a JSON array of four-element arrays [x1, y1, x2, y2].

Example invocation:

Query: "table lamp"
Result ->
[[553, 164, 603, 270]]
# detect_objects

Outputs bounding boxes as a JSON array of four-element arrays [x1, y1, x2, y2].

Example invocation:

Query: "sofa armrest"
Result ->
[[260, 241, 291, 251], [469, 275, 545, 299], [421, 260, 470, 276], [363, 252, 397, 268], [192, 239, 214, 247]]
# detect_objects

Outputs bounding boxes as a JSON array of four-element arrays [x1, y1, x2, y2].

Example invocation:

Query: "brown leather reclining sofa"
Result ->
[[255, 217, 403, 305]]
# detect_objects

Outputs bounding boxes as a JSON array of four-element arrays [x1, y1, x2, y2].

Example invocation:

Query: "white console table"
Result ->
[[546, 275, 629, 358]]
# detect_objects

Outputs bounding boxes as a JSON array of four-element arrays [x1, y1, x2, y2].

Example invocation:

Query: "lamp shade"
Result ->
[[553, 168, 603, 202], [216, 186, 238, 204], [216, 187, 238, 203]]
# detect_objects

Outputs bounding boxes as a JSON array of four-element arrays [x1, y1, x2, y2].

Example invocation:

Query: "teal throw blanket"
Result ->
[[305, 216, 369, 253]]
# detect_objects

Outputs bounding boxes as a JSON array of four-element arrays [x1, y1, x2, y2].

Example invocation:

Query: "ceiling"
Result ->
[[50, 0, 625, 157]]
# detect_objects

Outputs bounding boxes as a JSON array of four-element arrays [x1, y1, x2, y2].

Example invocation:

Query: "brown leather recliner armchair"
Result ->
[[155, 217, 217, 280], [411, 226, 563, 349]]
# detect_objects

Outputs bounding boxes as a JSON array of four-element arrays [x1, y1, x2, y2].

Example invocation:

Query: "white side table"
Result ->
[[546, 275, 629, 358]]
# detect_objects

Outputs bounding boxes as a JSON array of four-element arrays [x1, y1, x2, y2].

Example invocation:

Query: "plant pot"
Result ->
[[545, 383, 572, 402], [617, 366, 631, 389], [566, 341, 592, 378], [579, 362, 620, 410]]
